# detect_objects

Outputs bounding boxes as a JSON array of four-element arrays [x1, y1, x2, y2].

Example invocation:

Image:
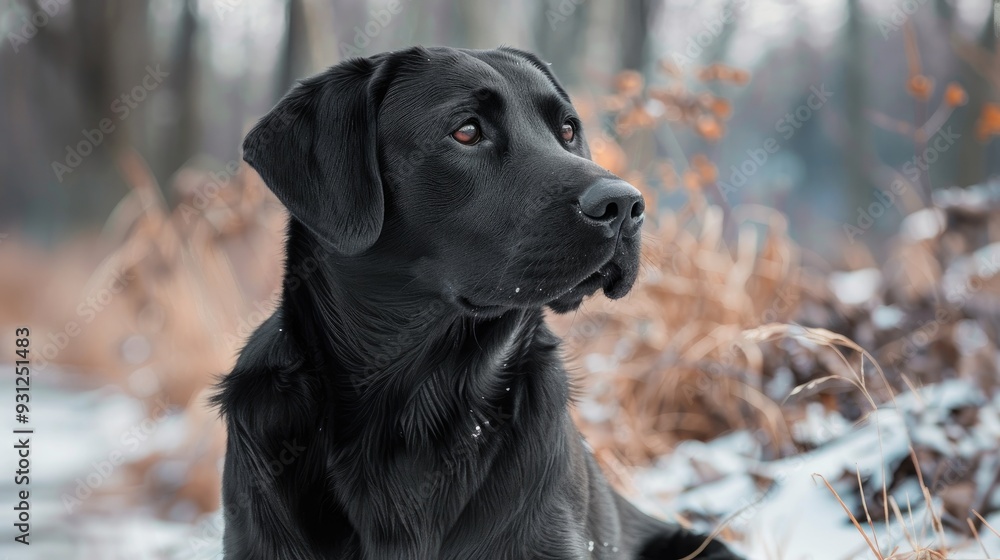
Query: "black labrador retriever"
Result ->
[[214, 46, 740, 559]]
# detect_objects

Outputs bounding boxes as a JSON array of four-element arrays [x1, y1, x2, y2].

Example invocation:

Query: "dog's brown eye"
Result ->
[[560, 122, 575, 143], [452, 122, 481, 145]]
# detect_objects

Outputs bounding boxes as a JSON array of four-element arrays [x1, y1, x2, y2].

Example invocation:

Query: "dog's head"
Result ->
[[244, 46, 643, 315]]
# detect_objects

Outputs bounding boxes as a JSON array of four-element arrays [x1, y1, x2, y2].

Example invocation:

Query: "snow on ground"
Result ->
[[0, 368, 222, 560], [630, 379, 1000, 559], [4, 370, 998, 559]]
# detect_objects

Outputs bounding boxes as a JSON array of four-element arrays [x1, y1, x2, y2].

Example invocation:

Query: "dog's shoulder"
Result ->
[[212, 312, 324, 432], [213, 313, 331, 560]]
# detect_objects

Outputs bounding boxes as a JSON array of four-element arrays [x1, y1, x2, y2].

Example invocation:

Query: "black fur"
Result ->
[[214, 46, 740, 559]]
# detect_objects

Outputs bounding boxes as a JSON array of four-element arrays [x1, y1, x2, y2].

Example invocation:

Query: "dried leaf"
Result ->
[[943, 82, 967, 107], [691, 154, 718, 184], [906, 75, 934, 101], [710, 97, 732, 119], [615, 70, 644, 97], [976, 103, 1000, 141], [695, 115, 724, 142]]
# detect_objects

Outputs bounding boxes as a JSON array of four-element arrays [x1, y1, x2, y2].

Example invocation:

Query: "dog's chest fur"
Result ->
[[219, 310, 626, 559]]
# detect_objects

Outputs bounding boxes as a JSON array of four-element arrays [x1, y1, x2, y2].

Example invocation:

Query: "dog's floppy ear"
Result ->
[[243, 57, 388, 255]]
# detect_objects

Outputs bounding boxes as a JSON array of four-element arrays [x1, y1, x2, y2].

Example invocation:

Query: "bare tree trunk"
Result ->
[[618, 0, 657, 72], [157, 0, 200, 191], [701, 0, 741, 65], [23, 0, 153, 231], [532, 0, 590, 87], [841, 0, 876, 212], [279, 0, 312, 93], [953, 10, 996, 187]]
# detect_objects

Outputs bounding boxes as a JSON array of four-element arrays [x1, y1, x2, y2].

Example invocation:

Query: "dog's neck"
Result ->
[[279, 221, 565, 446]]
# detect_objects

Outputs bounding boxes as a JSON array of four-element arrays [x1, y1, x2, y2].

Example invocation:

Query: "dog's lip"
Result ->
[[574, 267, 608, 293], [547, 259, 618, 302], [578, 260, 625, 297], [458, 235, 637, 312]]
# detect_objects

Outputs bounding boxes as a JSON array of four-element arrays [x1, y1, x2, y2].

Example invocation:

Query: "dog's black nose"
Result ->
[[578, 178, 644, 235]]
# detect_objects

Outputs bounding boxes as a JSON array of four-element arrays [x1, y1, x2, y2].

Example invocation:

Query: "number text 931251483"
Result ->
[[13, 327, 31, 546]]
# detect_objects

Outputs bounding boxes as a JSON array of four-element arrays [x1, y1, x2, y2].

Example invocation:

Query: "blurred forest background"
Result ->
[[2, 0, 1000, 558], [2, 0, 998, 253]]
